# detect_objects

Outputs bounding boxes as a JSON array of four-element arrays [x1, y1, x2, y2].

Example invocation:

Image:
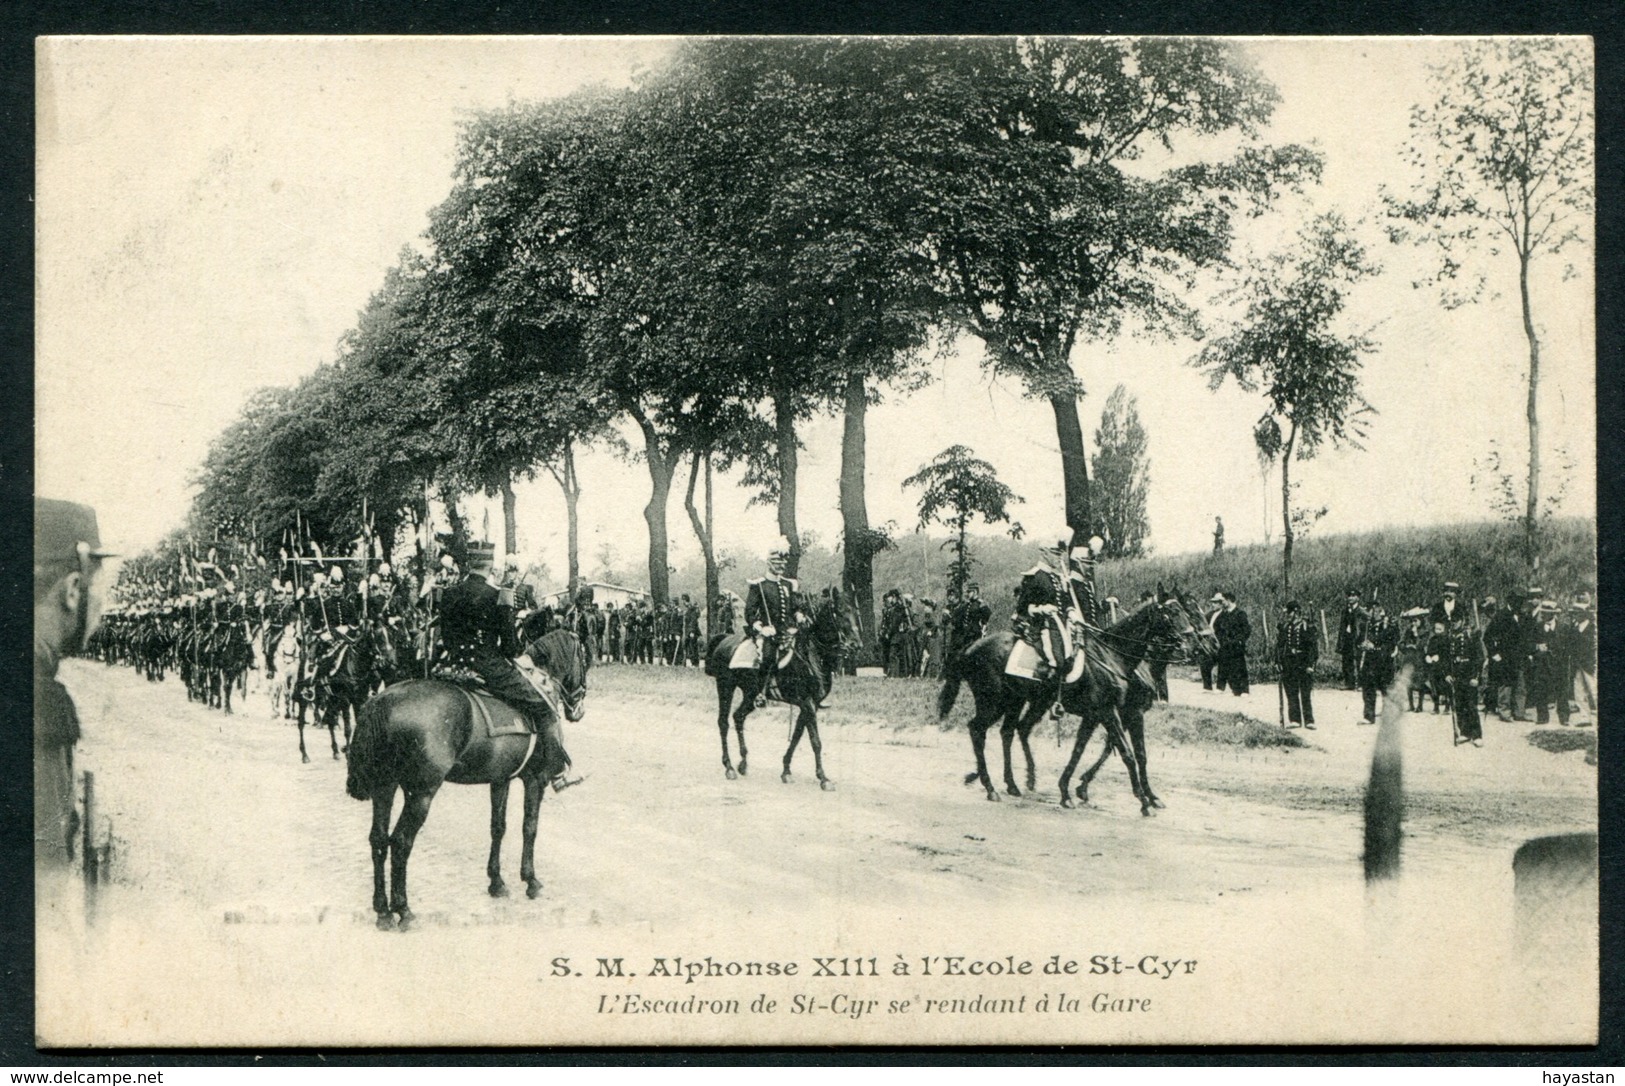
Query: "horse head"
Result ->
[[534, 629, 589, 722], [1165, 585, 1219, 662]]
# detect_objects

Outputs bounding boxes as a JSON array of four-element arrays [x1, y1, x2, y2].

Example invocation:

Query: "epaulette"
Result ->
[[747, 577, 765, 586], [1022, 566, 1048, 577], [784, 577, 800, 589]]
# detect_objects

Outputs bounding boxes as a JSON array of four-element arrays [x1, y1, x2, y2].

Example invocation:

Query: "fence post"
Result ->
[[1319, 608, 1331, 652], [81, 771, 97, 888]]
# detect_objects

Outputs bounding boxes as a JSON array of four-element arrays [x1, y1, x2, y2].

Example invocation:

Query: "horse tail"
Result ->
[[345, 697, 386, 801]]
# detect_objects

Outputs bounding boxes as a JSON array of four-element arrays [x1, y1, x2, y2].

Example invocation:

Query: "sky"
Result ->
[[35, 36, 1596, 587]]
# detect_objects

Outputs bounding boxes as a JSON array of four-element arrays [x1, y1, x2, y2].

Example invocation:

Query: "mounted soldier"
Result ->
[[743, 536, 812, 703], [438, 542, 576, 790], [1012, 530, 1095, 716]]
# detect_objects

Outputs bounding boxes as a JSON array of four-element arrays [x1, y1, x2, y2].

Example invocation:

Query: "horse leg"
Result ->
[[1060, 717, 1102, 809], [297, 713, 311, 763], [733, 672, 756, 777], [781, 707, 806, 784], [717, 678, 739, 779], [223, 671, 234, 715], [341, 697, 355, 754], [802, 703, 834, 791], [999, 717, 1022, 797], [968, 716, 999, 802], [389, 786, 439, 930], [326, 702, 341, 760], [519, 775, 544, 899], [369, 788, 396, 928], [487, 779, 511, 897], [1127, 708, 1161, 809], [1018, 724, 1039, 793], [1102, 709, 1152, 816]]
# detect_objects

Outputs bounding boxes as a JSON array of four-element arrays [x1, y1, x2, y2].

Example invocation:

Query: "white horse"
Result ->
[[267, 624, 304, 720]]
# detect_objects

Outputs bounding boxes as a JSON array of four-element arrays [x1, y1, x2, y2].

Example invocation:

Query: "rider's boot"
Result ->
[[530, 707, 582, 792]]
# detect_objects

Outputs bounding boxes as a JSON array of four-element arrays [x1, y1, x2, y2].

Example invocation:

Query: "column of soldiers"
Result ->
[[524, 591, 708, 668]]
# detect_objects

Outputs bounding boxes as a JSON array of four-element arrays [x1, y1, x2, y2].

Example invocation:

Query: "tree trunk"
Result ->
[[955, 517, 969, 597], [1520, 251, 1542, 574], [838, 372, 877, 655], [436, 480, 469, 566], [1281, 420, 1298, 597], [500, 475, 518, 559], [631, 413, 674, 605], [1049, 392, 1093, 539], [546, 444, 583, 596], [683, 448, 719, 641], [774, 395, 801, 579]]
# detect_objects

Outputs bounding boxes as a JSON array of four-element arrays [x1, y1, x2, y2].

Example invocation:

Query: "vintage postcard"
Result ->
[[33, 35, 1596, 1047]]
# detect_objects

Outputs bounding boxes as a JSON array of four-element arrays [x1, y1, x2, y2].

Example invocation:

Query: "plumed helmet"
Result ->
[[377, 561, 391, 577], [768, 536, 793, 560], [329, 566, 344, 583]]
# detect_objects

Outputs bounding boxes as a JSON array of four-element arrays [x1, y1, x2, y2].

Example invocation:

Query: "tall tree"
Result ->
[[902, 445, 1025, 598], [1090, 384, 1151, 558], [1384, 39, 1593, 574], [1193, 213, 1379, 594], [921, 38, 1320, 538]]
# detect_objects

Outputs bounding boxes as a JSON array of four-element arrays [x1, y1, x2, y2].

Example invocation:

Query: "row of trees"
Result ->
[[188, 37, 1589, 644]]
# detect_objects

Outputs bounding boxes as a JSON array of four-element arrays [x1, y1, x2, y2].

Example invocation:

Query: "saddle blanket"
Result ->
[[728, 637, 761, 671], [1005, 639, 1089, 683], [431, 667, 560, 739]]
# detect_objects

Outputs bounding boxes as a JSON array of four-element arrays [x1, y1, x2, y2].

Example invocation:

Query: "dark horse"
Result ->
[[298, 623, 396, 763], [938, 587, 1211, 814], [344, 629, 590, 930], [704, 624, 832, 790]]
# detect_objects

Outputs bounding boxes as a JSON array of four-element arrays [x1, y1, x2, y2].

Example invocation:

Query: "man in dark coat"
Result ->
[[1212, 591, 1251, 696], [1444, 616, 1486, 746], [944, 583, 992, 674], [1335, 589, 1364, 690], [1274, 600, 1318, 727], [439, 543, 574, 787], [1481, 596, 1519, 721], [1528, 599, 1570, 726], [1428, 580, 1469, 630], [1565, 594, 1596, 721], [1356, 599, 1401, 724], [34, 499, 116, 875]]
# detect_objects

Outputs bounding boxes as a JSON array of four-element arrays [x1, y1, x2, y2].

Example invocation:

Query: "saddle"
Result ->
[[430, 664, 562, 740]]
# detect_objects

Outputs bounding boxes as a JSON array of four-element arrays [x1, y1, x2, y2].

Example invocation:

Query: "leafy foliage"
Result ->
[[1091, 384, 1151, 557], [903, 445, 1024, 595]]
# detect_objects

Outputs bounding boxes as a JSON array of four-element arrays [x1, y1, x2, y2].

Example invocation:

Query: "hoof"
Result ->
[[985, 791, 1001, 802], [737, 761, 748, 776], [489, 882, 509, 899], [1140, 806, 1155, 818], [781, 772, 793, 784], [375, 913, 397, 931], [1006, 785, 1022, 798], [820, 779, 835, 792], [725, 767, 737, 780], [1060, 795, 1074, 809], [333, 750, 342, 761], [525, 880, 542, 900], [963, 771, 981, 787], [301, 753, 311, 764], [395, 910, 416, 932], [1149, 796, 1166, 809]]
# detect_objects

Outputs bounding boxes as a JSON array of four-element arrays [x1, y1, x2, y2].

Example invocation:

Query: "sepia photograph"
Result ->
[[33, 34, 1597, 1048]]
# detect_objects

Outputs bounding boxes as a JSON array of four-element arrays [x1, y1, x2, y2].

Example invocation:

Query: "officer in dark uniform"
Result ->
[[1481, 595, 1518, 720], [1212, 591, 1252, 696], [1335, 589, 1364, 689], [745, 538, 806, 700], [1274, 600, 1318, 728], [439, 543, 575, 788], [1445, 617, 1486, 746], [1428, 580, 1468, 629], [1356, 598, 1400, 724], [34, 499, 117, 874]]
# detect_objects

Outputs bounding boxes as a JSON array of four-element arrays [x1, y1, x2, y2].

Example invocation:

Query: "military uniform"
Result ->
[[1335, 597, 1365, 690], [745, 570, 800, 672], [1356, 608, 1401, 723], [1444, 621, 1486, 744], [1274, 608, 1319, 727]]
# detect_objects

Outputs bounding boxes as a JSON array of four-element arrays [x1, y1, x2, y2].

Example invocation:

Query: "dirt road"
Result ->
[[38, 660, 1596, 1047]]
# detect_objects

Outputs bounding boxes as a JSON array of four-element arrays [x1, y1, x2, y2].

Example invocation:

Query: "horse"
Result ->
[[938, 586, 1211, 813], [704, 622, 833, 790], [299, 623, 396, 763], [344, 628, 590, 930], [1055, 588, 1213, 813]]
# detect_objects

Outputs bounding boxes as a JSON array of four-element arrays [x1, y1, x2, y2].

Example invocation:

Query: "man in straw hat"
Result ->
[[34, 499, 118, 872]]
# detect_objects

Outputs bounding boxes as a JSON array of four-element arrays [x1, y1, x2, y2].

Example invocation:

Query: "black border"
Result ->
[[2, 0, 1619, 1068]]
